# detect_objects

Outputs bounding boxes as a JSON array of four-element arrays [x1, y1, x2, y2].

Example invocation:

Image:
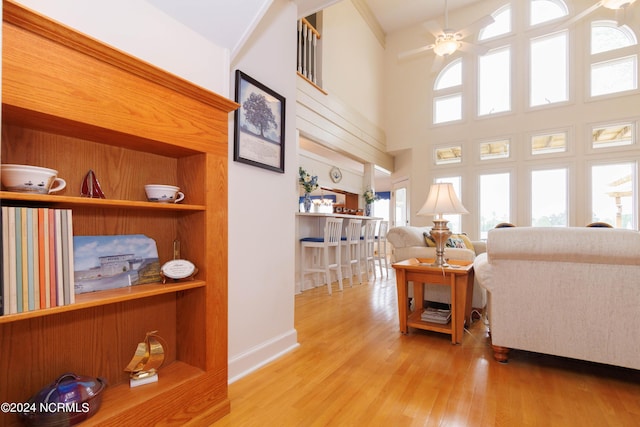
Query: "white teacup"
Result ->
[[1, 164, 67, 194], [144, 184, 185, 203]]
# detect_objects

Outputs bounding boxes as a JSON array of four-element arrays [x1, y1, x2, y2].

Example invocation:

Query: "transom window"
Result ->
[[592, 122, 634, 149], [531, 131, 567, 155], [434, 145, 462, 165], [480, 139, 511, 160]]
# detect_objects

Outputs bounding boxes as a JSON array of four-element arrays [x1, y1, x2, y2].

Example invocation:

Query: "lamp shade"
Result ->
[[417, 183, 469, 216]]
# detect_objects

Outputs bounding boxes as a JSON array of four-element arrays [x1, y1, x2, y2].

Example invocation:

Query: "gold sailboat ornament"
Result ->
[[125, 331, 166, 387]]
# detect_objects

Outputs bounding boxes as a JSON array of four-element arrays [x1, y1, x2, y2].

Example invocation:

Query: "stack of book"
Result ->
[[1, 206, 75, 315], [421, 307, 451, 324]]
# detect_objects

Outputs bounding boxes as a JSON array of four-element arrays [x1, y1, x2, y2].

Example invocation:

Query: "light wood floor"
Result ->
[[213, 270, 640, 426]]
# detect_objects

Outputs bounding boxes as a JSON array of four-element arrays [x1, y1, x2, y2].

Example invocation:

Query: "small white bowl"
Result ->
[[1, 164, 66, 194], [144, 184, 185, 203]]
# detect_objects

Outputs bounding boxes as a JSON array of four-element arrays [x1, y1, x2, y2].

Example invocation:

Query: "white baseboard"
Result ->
[[227, 329, 299, 384]]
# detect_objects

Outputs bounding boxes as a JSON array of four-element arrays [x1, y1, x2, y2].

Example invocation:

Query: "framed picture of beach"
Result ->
[[233, 70, 286, 173]]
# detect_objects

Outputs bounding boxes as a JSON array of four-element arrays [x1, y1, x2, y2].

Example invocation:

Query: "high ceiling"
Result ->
[[363, 0, 485, 34], [146, 0, 486, 58]]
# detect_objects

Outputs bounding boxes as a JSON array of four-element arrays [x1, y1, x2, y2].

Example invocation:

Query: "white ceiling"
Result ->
[[363, 0, 485, 34], [146, 0, 485, 56]]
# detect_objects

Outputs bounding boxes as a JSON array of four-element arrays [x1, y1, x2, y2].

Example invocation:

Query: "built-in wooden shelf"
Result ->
[[0, 1, 236, 425], [0, 280, 206, 324], [0, 191, 206, 211]]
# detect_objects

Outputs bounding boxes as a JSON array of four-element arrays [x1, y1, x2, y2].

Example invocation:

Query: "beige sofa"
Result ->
[[474, 226, 640, 370], [386, 226, 487, 309]]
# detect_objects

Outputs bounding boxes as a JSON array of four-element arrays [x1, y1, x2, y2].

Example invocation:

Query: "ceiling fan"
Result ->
[[562, 0, 637, 27], [398, 0, 495, 70]]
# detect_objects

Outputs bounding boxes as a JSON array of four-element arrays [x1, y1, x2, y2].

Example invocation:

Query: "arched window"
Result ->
[[433, 58, 463, 124], [591, 20, 637, 54], [435, 59, 462, 90], [590, 20, 638, 97], [479, 4, 511, 41], [530, 0, 568, 26]]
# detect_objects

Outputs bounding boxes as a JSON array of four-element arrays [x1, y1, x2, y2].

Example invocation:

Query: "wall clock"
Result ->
[[330, 166, 342, 183]]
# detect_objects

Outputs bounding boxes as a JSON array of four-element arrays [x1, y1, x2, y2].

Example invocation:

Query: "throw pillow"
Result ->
[[445, 233, 475, 252], [423, 231, 436, 247]]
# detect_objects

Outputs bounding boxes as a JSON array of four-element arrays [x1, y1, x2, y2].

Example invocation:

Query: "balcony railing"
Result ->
[[297, 17, 320, 86]]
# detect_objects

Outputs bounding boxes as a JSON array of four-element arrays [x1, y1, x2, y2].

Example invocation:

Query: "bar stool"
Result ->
[[375, 221, 389, 278], [362, 220, 377, 281], [341, 218, 363, 286], [300, 217, 344, 295]]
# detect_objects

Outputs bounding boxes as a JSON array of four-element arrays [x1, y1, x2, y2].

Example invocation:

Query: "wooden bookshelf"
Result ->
[[0, 1, 238, 425]]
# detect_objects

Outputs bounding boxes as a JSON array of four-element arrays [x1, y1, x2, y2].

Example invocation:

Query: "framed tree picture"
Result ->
[[234, 70, 286, 173]]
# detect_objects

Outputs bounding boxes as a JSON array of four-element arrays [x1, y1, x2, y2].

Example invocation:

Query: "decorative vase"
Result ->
[[365, 203, 372, 217], [303, 192, 312, 213]]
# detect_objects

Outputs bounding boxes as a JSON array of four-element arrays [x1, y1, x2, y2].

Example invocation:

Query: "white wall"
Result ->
[[227, 0, 299, 381], [321, 0, 385, 126], [14, 0, 230, 95]]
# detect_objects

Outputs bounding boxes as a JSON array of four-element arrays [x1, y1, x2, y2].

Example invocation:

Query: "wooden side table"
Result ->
[[392, 258, 474, 344]]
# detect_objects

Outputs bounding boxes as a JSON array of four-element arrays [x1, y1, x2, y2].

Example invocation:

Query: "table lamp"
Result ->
[[417, 183, 469, 267]]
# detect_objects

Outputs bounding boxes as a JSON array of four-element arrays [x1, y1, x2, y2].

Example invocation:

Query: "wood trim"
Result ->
[[3, 0, 239, 113], [297, 71, 329, 95], [300, 17, 321, 39]]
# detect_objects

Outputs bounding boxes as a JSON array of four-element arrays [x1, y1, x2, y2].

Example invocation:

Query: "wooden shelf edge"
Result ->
[[0, 191, 206, 211], [0, 280, 206, 324], [85, 361, 205, 425]]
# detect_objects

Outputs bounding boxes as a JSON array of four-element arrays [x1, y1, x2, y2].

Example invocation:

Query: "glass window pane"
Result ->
[[436, 177, 463, 233], [592, 122, 634, 149], [530, 32, 568, 106], [591, 21, 637, 54], [435, 59, 462, 90], [394, 187, 407, 228], [530, 0, 568, 26], [531, 131, 567, 155], [531, 168, 567, 226], [373, 198, 390, 223], [435, 146, 462, 165], [591, 55, 637, 97], [479, 6, 511, 40], [478, 47, 511, 116], [480, 139, 511, 160], [592, 163, 635, 229], [434, 94, 462, 123], [480, 173, 510, 238]]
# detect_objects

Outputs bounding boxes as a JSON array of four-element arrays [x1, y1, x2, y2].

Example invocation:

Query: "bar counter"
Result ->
[[296, 212, 382, 293]]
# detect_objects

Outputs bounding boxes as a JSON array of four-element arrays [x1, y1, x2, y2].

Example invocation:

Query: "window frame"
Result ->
[[588, 20, 639, 100], [586, 118, 638, 154], [528, 29, 570, 109]]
